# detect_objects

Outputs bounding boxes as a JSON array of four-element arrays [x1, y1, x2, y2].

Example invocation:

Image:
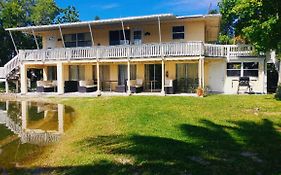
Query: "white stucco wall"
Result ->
[[206, 58, 266, 94]]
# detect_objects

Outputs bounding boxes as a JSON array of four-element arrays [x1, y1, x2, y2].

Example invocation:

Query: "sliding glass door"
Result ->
[[176, 63, 198, 93], [47, 66, 57, 80], [118, 65, 136, 85], [69, 65, 85, 81], [145, 64, 162, 92], [100, 65, 110, 90]]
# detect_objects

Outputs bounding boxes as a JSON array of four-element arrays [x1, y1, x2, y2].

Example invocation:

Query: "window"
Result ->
[[172, 26, 185, 39], [227, 63, 241, 77], [109, 30, 130, 45], [69, 65, 85, 80], [64, 33, 92, 47], [243, 62, 259, 77], [227, 62, 259, 77], [133, 30, 142, 44]]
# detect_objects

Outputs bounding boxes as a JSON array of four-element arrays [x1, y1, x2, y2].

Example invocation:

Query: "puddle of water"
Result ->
[[0, 100, 75, 169]]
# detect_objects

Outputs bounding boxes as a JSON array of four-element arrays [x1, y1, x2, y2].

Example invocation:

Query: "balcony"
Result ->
[[19, 42, 256, 62]]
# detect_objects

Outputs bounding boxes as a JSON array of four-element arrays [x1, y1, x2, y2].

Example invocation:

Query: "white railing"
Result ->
[[3, 55, 20, 77], [20, 47, 98, 61], [20, 42, 204, 61], [19, 42, 255, 62], [0, 67, 5, 79], [205, 44, 255, 58]]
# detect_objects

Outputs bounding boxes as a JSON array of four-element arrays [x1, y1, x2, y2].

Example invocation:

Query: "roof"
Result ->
[[5, 13, 221, 33]]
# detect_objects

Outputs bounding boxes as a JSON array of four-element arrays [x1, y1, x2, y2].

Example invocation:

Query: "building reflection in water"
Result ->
[[0, 100, 75, 145]]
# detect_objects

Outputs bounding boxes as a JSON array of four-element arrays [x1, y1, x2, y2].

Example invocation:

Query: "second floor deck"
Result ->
[[19, 42, 256, 62]]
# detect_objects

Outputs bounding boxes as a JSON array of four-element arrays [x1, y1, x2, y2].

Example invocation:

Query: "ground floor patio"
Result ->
[[18, 56, 268, 95]]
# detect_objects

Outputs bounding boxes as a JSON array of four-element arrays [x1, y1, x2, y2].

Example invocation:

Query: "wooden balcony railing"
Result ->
[[18, 42, 256, 62]]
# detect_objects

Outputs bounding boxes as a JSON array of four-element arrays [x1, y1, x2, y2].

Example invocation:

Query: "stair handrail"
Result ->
[[3, 55, 20, 78]]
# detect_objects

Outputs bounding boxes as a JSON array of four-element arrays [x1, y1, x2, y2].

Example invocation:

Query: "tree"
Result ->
[[219, 0, 281, 84], [30, 0, 60, 25], [55, 6, 80, 23], [94, 16, 100, 20], [208, 9, 219, 14], [0, 0, 80, 66], [219, 0, 281, 53]]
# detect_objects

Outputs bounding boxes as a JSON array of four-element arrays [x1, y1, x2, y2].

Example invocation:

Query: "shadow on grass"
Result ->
[[2, 119, 281, 175]]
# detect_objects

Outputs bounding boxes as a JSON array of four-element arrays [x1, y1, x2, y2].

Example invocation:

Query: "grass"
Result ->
[[5, 95, 281, 175]]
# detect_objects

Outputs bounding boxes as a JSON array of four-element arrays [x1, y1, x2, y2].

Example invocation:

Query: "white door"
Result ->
[[46, 36, 57, 49], [208, 61, 225, 93]]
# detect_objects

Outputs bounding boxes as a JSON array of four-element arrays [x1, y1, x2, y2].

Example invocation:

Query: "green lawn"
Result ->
[[11, 95, 281, 174]]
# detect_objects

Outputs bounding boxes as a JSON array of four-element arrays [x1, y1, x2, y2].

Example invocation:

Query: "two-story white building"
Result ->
[[0, 14, 267, 95]]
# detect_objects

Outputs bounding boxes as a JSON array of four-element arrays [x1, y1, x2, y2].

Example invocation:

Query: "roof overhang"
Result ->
[[5, 13, 222, 34]]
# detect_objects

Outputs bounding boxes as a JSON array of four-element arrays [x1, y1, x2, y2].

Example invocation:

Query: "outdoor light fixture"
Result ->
[[145, 32, 151, 36]]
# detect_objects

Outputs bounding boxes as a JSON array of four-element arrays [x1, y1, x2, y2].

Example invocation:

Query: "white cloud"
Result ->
[[91, 3, 120, 10]]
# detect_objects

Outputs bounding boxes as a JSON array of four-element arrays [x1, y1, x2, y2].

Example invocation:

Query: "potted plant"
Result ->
[[196, 87, 204, 97]]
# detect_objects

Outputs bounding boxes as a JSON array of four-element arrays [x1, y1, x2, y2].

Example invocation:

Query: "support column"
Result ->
[[58, 104, 64, 134], [5, 80, 9, 93], [5, 101, 9, 111], [15, 80, 19, 93], [201, 57, 205, 89], [59, 25, 65, 48], [96, 61, 101, 95], [43, 67, 48, 81], [127, 60, 131, 95], [32, 29, 39, 50], [20, 64, 28, 94], [263, 59, 267, 94], [198, 58, 202, 88], [21, 101, 27, 130], [161, 59, 165, 95], [57, 62, 64, 94], [8, 31, 18, 54]]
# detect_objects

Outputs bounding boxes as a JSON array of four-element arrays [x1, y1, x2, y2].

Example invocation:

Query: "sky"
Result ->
[[56, 0, 219, 21]]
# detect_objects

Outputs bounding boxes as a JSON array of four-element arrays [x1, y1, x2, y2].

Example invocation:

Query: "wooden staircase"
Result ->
[[0, 55, 21, 92]]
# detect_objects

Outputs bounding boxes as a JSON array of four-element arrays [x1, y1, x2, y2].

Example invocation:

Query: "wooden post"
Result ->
[[5, 80, 9, 93], [8, 31, 18, 55], [32, 29, 40, 50], [43, 67, 48, 81], [57, 62, 64, 94], [88, 23, 95, 47], [20, 64, 27, 94], [59, 25, 65, 48], [127, 60, 131, 95], [158, 16, 162, 43], [161, 59, 165, 95], [121, 20, 127, 44], [15, 80, 19, 93], [58, 104, 64, 134], [198, 58, 202, 88], [96, 49, 101, 96], [201, 57, 205, 89], [21, 101, 27, 130]]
